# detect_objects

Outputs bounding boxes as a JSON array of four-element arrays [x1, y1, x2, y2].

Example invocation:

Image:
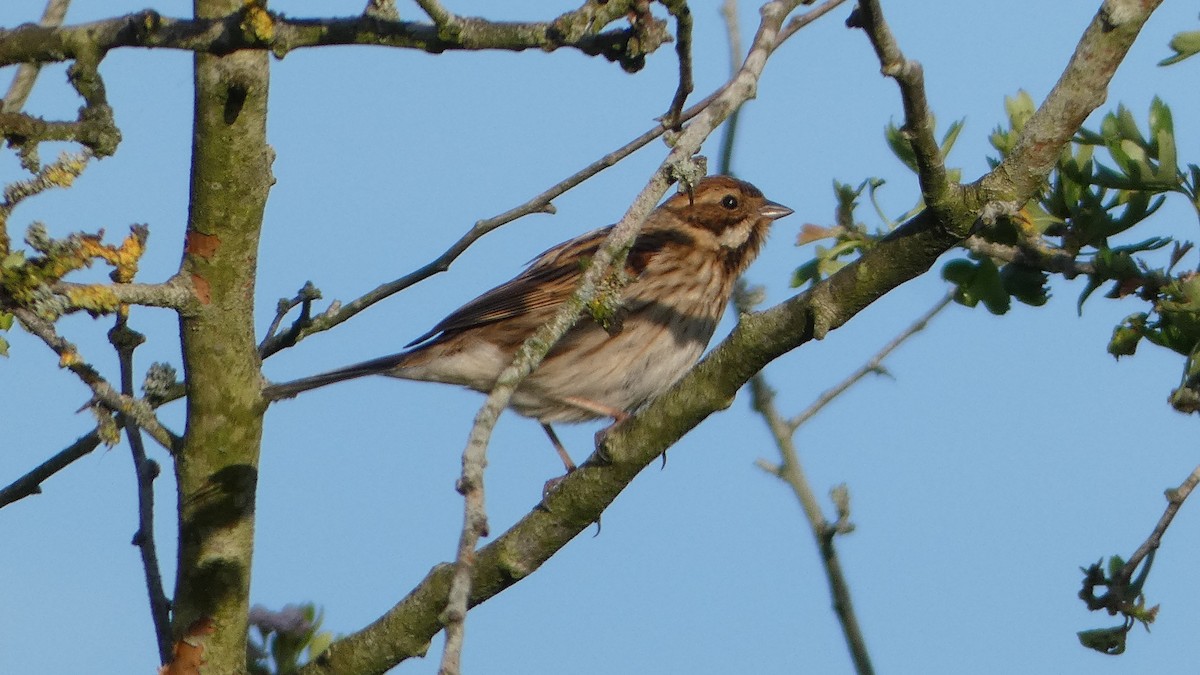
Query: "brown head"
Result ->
[[649, 175, 793, 275]]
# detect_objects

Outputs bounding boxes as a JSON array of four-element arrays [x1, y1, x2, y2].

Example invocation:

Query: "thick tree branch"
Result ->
[[0, 3, 670, 73], [977, 0, 1165, 204], [301, 3, 812, 673], [51, 275, 197, 315], [168, 0, 272, 668], [297, 1, 1162, 671]]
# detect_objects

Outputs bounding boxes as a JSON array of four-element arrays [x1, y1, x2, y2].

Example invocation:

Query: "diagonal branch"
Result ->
[[790, 291, 953, 430], [0, 429, 102, 509], [1, 0, 72, 114], [303, 3, 814, 673], [11, 307, 179, 451], [299, 1, 1162, 672], [259, 89, 723, 359]]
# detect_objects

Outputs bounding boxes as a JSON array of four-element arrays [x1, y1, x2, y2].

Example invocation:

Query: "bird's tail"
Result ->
[[264, 352, 409, 401]]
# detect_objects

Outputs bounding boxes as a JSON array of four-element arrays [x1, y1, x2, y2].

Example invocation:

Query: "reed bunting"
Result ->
[[267, 176, 792, 472]]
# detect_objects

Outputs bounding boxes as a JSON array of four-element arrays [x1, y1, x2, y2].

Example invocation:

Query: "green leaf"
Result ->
[[940, 118, 965, 158], [1000, 264, 1049, 307], [975, 257, 1011, 315], [941, 258, 977, 286], [1115, 105, 1147, 148], [791, 259, 820, 288], [1078, 626, 1128, 655], [1004, 90, 1035, 131], [0, 336, 8, 357], [1159, 29, 1200, 66], [1108, 316, 1146, 358], [885, 120, 919, 173]]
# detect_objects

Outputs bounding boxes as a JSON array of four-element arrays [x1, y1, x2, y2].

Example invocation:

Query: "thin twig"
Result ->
[[849, 0, 949, 208], [661, 0, 695, 128], [258, 282, 320, 354], [0, 430, 101, 509], [436, 5, 806, 674], [737, 290, 953, 675], [108, 318, 171, 663], [414, 0, 454, 26], [963, 235, 1095, 278], [1, 0, 71, 113], [717, 0, 743, 176], [51, 276, 196, 313], [1121, 464, 1200, 585], [748, 371, 875, 675], [777, 0, 846, 44], [737, 289, 954, 675], [735, 278, 881, 675], [790, 292, 954, 430], [259, 90, 722, 359], [12, 307, 179, 451]]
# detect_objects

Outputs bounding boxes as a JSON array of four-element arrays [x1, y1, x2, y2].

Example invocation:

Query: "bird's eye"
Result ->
[[721, 195, 739, 209]]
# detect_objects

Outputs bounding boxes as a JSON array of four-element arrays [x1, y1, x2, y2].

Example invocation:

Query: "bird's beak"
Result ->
[[759, 200, 794, 220]]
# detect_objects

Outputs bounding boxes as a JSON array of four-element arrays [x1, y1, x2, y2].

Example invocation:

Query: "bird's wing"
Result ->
[[404, 226, 610, 347]]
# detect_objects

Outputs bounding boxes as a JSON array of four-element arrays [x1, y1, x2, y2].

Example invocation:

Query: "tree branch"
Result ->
[[1121, 464, 1200, 587], [11, 307, 179, 450], [748, 375, 874, 675], [259, 88, 725, 359], [790, 291, 953, 430], [0, 429, 101, 509], [977, 0, 1165, 204], [107, 319, 172, 664], [299, 0, 1159, 671], [963, 234, 1095, 279], [52, 275, 197, 314], [849, 0, 950, 209], [661, 0, 695, 127], [0, 3, 671, 73], [168, 0, 273, 666], [1, 0, 71, 114]]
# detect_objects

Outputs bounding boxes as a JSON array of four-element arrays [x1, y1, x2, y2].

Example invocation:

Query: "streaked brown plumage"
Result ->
[[266, 176, 791, 470]]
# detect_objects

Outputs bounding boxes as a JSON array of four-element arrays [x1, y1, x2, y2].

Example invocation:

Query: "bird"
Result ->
[[266, 175, 792, 474]]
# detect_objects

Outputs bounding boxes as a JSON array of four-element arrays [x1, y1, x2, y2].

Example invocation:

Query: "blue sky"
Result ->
[[2, 1, 1198, 673]]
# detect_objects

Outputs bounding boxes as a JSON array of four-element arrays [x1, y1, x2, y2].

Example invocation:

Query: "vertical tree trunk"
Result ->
[[171, 1, 272, 671]]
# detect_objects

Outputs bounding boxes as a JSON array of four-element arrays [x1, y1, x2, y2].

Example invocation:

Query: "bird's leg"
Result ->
[[541, 423, 577, 499], [541, 423, 577, 474]]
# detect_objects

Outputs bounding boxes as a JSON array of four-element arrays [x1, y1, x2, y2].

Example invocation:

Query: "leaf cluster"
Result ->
[[247, 603, 334, 675], [799, 91, 1200, 412]]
